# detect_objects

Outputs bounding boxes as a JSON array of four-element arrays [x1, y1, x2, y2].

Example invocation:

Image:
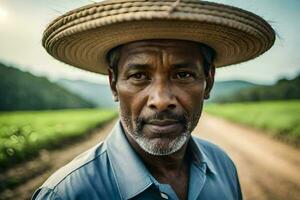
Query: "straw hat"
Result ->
[[43, 0, 275, 75]]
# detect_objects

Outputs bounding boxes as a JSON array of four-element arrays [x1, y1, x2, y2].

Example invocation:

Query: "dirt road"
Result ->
[[2, 114, 300, 199], [195, 114, 300, 200]]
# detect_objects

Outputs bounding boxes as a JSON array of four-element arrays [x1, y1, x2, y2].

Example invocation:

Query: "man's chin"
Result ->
[[133, 134, 190, 156]]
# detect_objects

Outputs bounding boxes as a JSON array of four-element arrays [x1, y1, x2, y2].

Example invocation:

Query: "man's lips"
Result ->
[[147, 119, 179, 125], [143, 119, 183, 134]]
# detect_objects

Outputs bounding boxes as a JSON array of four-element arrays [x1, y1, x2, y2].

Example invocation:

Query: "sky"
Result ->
[[0, 0, 299, 84]]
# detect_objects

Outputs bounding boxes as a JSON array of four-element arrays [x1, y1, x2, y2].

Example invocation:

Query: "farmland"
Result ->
[[0, 109, 117, 169], [204, 100, 300, 145]]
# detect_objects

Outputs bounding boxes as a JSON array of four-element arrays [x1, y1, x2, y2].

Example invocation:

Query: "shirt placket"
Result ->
[[157, 183, 179, 200]]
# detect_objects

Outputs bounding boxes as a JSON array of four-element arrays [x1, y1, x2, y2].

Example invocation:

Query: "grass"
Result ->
[[0, 109, 117, 169], [204, 100, 300, 145]]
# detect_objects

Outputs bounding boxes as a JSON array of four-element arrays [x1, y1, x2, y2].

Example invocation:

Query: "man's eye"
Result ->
[[129, 73, 147, 80], [176, 72, 193, 79]]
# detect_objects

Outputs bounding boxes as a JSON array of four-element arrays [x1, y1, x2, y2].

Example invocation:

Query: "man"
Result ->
[[33, 0, 275, 199]]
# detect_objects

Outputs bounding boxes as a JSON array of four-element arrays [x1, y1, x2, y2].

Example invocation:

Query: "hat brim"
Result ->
[[43, 0, 275, 75]]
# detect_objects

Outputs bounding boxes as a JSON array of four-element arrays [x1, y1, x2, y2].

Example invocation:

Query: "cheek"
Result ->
[[117, 81, 147, 120], [174, 82, 205, 114]]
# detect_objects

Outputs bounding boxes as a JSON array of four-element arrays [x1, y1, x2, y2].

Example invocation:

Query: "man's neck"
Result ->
[[141, 144, 189, 177]]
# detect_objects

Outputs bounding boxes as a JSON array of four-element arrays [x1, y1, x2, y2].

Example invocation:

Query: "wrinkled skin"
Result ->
[[109, 40, 215, 155], [108, 39, 215, 200]]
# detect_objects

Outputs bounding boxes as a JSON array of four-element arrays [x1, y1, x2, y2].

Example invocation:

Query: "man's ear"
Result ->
[[108, 68, 119, 102], [204, 66, 215, 100]]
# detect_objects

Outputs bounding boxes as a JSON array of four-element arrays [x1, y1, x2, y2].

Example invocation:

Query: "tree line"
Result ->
[[0, 63, 95, 111], [216, 74, 300, 103]]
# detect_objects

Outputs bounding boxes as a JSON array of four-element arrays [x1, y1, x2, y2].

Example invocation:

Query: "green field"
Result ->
[[204, 100, 300, 145], [0, 109, 117, 169]]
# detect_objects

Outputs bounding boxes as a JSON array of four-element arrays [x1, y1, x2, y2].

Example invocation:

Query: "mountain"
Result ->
[[0, 63, 95, 111], [215, 74, 300, 102], [56, 79, 117, 108], [210, 80, 260, 102]]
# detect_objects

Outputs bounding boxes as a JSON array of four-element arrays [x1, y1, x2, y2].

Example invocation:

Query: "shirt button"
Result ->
[[160, 192, 169, 199]]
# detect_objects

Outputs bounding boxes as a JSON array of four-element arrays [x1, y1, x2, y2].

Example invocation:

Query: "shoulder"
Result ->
[[44, 141, 108, 188], [32, 142, 111, 199]]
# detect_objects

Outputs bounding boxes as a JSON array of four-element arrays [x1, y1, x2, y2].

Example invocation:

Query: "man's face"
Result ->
[[109, 40, 214, 156]]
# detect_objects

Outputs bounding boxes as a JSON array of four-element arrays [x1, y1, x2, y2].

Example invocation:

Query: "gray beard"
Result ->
[[120, 113, 196, 156], [131, 129, 190, 156]]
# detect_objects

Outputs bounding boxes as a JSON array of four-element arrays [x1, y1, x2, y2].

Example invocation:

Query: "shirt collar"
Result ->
[[106, 121, 153, 200], [189, 137, 217, 175]]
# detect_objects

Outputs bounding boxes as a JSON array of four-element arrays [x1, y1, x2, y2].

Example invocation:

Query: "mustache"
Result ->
[[136, 110, 188, 129]]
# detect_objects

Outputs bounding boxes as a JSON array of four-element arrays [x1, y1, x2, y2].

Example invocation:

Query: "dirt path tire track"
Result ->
[[195, 113, 300, 200]]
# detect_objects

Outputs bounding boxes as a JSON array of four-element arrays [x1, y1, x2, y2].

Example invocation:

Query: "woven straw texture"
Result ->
[[43, 0, 275, 74]]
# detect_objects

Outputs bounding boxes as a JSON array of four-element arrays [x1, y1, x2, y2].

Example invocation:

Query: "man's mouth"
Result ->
[[143, 119, 183, 135]]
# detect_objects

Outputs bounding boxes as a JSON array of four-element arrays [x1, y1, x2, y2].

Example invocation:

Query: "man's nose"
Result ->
[[147, 82, 177, 112]]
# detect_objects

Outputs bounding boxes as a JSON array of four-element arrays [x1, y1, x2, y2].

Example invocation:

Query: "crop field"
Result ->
[[204, 100, 300, 145], [0, 109, 117, 169]]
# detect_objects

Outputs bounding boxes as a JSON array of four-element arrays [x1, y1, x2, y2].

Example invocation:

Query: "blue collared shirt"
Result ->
[[32, 121, 242, 200]]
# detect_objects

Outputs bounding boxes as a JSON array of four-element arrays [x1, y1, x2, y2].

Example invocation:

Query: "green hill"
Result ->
[[57, 79, 117, 108], [0, 63, 95, 111], [216, 74, 300, 102], [210, 80, 260, 102]]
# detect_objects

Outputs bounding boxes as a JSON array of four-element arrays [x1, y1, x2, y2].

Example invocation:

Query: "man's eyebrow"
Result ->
[[124, 63, 152, 70]]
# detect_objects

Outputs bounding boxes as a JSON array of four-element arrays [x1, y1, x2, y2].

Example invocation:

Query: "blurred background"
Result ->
[[0, 0, 299, 199]]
